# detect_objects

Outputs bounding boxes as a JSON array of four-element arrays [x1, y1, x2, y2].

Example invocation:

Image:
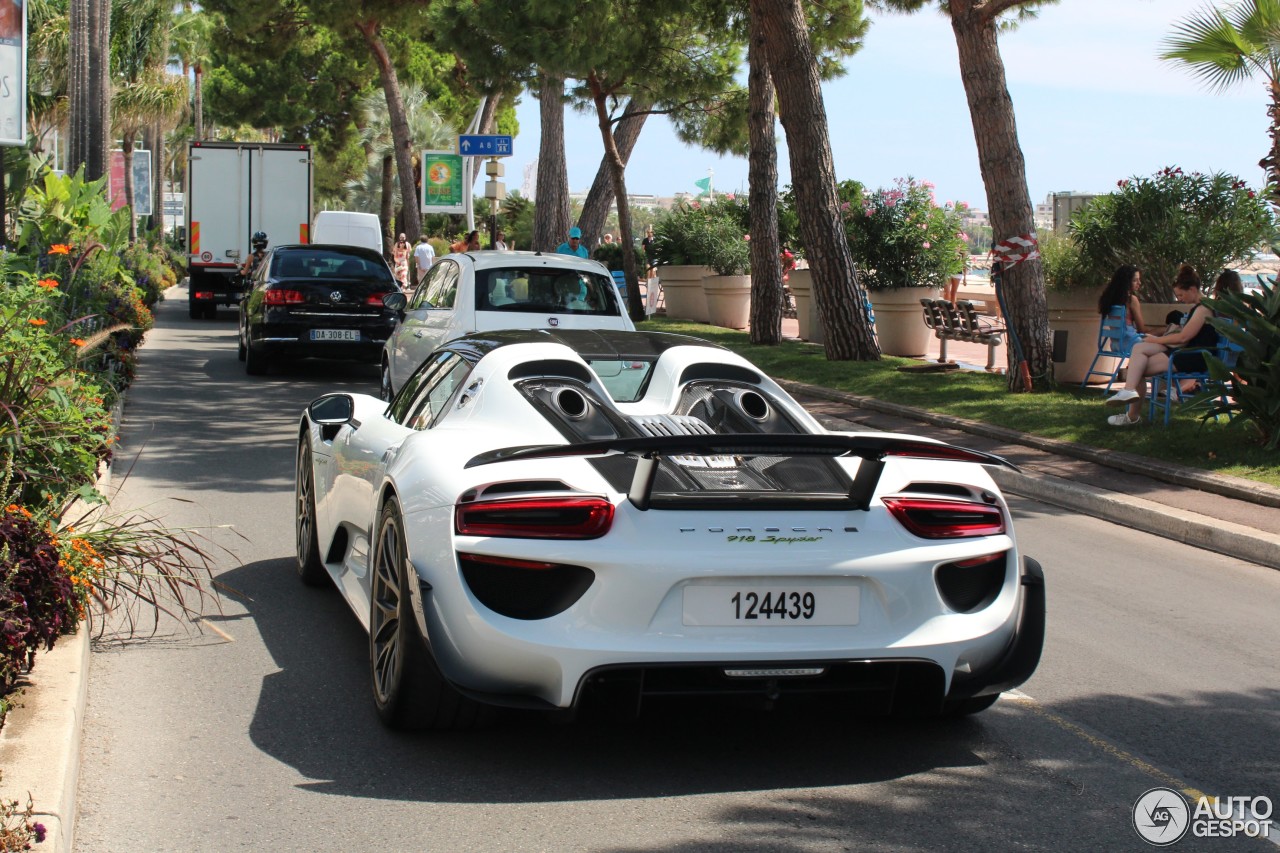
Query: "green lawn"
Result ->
[[637, 316, 1280, 488]]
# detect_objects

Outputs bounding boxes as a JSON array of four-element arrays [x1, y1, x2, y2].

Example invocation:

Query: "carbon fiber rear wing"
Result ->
[[465, 434, 1016, 511]]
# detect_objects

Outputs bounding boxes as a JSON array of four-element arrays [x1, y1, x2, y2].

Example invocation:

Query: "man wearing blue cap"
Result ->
[[556, 226, 589, 258]]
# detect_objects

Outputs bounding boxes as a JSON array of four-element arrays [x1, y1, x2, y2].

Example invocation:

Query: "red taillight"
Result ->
[[456, 553, 559, 571], [264, 289, 305, 305], [366, 293, 390, 305], [193, 291, 214, 300], [882, 497, 1005, 539], [884, 443, 991, 463], [455, 496, 614, 539]]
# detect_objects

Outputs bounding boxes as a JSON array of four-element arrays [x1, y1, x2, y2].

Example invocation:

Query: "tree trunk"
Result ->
[[358, 21, 422, 243], [577, 96, 650, 248], [68, 0, 90, 176], [951, 5, 1052, 391], [532, 71, 569, 252], [478, 91, 501, 134], [747, 15, 783, 346], [122, 132, 139, 243], [587, 75, 644, 322], [194, 63, 204, 141], [69, 0, 111, 180], [750, 0, 878, 360], [93, 0, 111, 180], [380, 154, 394, 256]]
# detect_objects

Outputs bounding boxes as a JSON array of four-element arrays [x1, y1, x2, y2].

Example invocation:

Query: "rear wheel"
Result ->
[[244, 336, 268, 375], [369, 499, 488, 730], [237, 324, 247, 361], [189, 303, 202, 320], [203, 304, 217, 320], [295, 441, 328, 586]]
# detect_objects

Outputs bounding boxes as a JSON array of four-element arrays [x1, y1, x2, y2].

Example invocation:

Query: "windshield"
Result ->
[[588, 358, 652, 402], [476, 268, 622, 316]]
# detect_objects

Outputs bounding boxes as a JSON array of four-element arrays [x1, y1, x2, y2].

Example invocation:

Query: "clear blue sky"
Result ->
[[501, 0, 1268, 213]]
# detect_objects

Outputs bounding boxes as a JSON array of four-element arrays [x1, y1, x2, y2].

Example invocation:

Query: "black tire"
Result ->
[[189, 303, 202, 320], [244, 337, 268, 376], [203, 304, 218, 320], [379, 359, 394, 402], [369, 499, 488, 731], [237, 325, 247, 361], [295, 441, 329, 587], [941, 694, 1000, 717]]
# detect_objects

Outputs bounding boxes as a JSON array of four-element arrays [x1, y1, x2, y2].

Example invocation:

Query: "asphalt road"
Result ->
[[74, 292, 1280, 852]]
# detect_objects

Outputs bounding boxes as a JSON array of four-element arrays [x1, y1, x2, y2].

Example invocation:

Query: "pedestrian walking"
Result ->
[[392, 233, 411, 289], [412, 233, 435, 288]]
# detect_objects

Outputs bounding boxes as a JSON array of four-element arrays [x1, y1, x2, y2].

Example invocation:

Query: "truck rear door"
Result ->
[[253, 146, 312, 247]]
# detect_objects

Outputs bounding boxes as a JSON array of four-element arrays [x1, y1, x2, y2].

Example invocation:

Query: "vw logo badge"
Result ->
[[548, 317, 560, 327], [330, 291, 344, 302]]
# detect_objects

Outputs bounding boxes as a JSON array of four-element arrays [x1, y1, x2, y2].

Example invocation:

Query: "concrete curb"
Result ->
[[0, 626, 89, 853]]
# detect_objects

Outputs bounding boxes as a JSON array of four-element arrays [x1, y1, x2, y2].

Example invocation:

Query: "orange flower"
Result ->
[[70, 338, 86, 347], [49, 244, 73, 255], [29, 318, 48, 326], [37, 278, 59, 289]]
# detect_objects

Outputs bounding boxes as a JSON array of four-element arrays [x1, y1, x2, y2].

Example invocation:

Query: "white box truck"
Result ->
[[185, 141, 313, 319]]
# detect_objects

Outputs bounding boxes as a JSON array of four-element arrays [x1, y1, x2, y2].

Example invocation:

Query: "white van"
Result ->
[[312, 211, 384, 254]]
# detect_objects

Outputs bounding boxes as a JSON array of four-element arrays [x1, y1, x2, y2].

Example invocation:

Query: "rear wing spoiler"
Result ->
[[465, 434, 1016, 511]]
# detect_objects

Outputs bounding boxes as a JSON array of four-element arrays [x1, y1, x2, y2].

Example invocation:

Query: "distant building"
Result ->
[[1051, 191, 1100, 233], [1034, 194, 1055, 232]]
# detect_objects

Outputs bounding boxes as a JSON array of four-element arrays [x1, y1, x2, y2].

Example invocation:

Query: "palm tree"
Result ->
[[355, 86, 455, 253], [1161, 0, 1280, 207], [68, 0, 112, 180]]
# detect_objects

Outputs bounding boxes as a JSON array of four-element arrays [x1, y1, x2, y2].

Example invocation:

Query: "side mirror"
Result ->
[[383, 291, 408, 312], [308, 393, 355, 425]]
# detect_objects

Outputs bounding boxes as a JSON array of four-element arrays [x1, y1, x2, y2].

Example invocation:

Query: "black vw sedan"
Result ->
[[238, 244, 402, 375]]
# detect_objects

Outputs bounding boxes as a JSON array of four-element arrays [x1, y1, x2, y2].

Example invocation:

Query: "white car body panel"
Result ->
[[300, 331, 1044, 715], [384, 252, 635, 394]]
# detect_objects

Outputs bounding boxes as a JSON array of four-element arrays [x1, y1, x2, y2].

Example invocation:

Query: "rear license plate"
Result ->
[[682, 586, 859, 626], [310, 329, 361, 341]]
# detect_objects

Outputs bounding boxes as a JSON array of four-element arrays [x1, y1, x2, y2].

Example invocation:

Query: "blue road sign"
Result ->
[[457, 135, 514, 157]]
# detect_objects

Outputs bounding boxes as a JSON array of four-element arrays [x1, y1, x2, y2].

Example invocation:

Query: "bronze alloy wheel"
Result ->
[[295, 441, 327, 586]]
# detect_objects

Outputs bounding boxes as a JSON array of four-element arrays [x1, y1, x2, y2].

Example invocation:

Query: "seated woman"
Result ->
[[1097, 264, 1149, 353], [1104, 263, 1215, 426]]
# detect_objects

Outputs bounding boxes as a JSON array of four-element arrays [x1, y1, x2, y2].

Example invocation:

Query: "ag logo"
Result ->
[[1133, 787, 1190, 846]]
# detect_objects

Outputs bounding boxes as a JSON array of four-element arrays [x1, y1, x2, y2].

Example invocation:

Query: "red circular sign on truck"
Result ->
[[201, 252, 212, 261]]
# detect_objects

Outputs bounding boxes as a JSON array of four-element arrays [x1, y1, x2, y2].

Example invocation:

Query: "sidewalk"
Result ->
[[4, 309, 1279, 853]]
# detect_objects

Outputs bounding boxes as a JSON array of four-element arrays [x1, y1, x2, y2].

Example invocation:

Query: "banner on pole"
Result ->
[[108, 150, 154, 215]]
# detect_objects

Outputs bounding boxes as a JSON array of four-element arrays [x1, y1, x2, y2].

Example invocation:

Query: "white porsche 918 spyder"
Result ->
[[296, 329, 1045, 730]]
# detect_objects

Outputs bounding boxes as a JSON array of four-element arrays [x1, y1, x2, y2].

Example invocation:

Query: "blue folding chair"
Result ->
[[1147, 331, 1244, 426], [611, 269, 628, 299], [1081, 305, 1131, 391]]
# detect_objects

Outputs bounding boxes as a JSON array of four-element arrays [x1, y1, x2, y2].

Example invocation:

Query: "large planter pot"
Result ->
[[1047, 289, 1107, 384], [657, 265, 712, 322], [789, 270, 824, 344], [868, 286, 939, 357], [703, 274, 752, 329]]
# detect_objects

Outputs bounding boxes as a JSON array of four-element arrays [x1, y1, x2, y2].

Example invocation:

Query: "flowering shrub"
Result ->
[[1069, 167, 1274, 302], [0, 505, 77, 695], [840, 178, 967, 290], [0, 273, 114, 506]]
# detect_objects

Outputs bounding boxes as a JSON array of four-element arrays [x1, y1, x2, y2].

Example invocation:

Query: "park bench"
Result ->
[[920, 298, 1006, 371]]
